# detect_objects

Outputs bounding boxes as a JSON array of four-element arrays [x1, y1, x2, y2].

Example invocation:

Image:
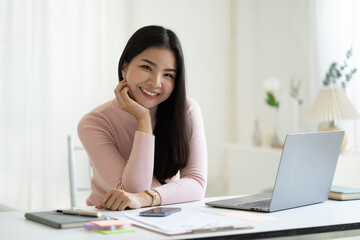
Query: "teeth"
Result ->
[[140, 87, 158, 96]]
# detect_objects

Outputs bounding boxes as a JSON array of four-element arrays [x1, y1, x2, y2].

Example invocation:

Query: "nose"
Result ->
[[148, 73, 162, 88]]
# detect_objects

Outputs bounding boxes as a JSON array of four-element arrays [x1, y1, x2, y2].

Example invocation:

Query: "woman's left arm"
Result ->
[[153, 98, 208, 205]]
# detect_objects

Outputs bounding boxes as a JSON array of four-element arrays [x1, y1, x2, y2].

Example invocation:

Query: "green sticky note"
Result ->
[[91, 227, 135, 234]]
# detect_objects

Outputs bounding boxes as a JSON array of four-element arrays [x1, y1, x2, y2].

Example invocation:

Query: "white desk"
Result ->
[[1, 197, 360, 240]]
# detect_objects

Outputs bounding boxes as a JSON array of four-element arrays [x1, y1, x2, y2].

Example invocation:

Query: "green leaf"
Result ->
[[265, 92, 279, 108]]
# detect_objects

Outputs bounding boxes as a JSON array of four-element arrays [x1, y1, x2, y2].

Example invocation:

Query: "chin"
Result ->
[[137, 97, 163, 109], [138, 101, 156, 109]]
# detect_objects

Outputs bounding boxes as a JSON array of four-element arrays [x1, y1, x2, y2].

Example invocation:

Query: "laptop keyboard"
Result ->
[[236, 199, 271, 208]]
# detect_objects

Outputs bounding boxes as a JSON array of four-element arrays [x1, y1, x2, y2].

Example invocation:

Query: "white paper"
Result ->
[[124, 209, 247, 235]]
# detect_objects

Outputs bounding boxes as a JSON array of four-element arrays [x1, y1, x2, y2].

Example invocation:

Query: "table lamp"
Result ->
[[307, 86, 359, 151]]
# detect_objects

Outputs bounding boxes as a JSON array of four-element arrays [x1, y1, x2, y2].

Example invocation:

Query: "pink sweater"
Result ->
[[78, 97, 207, 206]]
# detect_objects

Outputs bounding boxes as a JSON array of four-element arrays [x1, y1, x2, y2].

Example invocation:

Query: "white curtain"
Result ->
[[0, 0, 126, 210], [314, 0, 360, 153]]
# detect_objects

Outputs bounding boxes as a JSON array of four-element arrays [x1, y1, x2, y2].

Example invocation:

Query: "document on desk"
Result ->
[[124, 209, 250, 235]]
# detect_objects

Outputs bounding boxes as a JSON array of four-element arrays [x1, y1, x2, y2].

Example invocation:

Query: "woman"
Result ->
[[78, 25, 207, 211]]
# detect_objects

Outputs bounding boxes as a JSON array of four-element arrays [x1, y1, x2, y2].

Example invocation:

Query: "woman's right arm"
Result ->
[[77, 113, 155, 194]]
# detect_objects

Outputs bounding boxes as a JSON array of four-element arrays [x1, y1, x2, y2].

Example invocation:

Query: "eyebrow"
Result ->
[[141, 59, 177, 73]]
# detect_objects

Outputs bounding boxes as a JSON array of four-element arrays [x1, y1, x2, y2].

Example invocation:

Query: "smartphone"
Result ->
[[139, 207, 181, 217]]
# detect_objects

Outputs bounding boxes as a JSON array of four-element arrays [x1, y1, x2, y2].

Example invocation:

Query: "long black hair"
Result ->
[[118, 25, 189, 184]]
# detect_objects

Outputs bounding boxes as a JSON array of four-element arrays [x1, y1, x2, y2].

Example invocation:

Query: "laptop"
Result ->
[[206, 131, 344, 212]]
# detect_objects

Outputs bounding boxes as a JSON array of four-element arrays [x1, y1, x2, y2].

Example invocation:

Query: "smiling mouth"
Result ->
[[140, 87, 159, 97]]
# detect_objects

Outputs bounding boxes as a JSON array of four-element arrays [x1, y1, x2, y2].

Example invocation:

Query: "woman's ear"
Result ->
[[121, 62, 128, 80]]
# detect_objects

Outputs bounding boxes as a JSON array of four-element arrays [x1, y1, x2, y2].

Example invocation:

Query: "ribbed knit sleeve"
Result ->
[[120, 131, 154, 192], [154, 98, 208, 205], [77, 101, 156, 205]]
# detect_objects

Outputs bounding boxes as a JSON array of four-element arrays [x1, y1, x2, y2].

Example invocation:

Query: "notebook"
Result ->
[[25, 211, 107, 229], [328, 185, 360, 201], [206, 131, 344, 212]]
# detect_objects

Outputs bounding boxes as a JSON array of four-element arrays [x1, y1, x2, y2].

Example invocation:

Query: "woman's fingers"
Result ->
[[114, 80, 127, 92], [114, 82, 127, 102], [100, 188, 116, 208], [98, 188, 139, 211], [111, 197, 123, 211], [114, 82, 134, 108], [114, 81, 125, 97], [105, 194, 117, 209], [118, 198, 131, 211]]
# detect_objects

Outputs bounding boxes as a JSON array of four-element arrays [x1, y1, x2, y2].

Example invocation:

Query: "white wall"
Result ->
[[235, 0, 316, 146]]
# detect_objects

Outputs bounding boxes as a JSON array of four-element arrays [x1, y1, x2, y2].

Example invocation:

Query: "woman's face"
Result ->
[[122, 47, 177, 109]]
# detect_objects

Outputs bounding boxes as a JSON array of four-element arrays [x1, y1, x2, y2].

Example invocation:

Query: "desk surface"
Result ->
[[1, 197, 360, 240]]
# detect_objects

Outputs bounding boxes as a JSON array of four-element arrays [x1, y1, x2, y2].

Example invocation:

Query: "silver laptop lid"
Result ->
[[269, 131, 344, 212]]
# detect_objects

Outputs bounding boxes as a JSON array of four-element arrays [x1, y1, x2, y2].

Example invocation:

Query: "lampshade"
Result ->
[[307, 86, 359, 122]]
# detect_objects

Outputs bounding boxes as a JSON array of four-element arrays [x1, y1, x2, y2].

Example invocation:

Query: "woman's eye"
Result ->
[[164, 73, 175, 79], [141, 65, 151, 71]]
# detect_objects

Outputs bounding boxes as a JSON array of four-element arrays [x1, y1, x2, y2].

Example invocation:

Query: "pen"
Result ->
[[54, 209, 101, 218]]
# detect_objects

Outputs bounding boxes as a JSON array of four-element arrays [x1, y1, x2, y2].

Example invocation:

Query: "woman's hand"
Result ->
[[114, 81, 149, 120], [96, 189, 154, 211], [114, 81, 152, 134]]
